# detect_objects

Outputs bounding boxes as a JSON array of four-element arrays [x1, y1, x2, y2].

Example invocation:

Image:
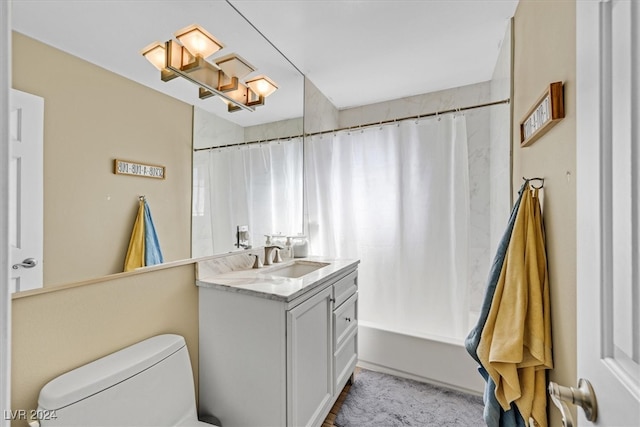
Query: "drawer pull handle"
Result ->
[[330, 298, 335, 303], [345, 317, 351, 322]]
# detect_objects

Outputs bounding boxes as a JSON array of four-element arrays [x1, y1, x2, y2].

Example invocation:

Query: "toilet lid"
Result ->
[[38, 335, 186, 410]]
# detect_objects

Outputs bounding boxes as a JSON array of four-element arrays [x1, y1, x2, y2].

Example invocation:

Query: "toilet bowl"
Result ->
[[34, 334, 217, 427]]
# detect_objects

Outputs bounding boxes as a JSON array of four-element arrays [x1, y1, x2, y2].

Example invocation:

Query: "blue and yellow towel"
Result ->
[[479, 187, 552, 426], [124, 198, 163, 271], [466, 183, 552, 427]]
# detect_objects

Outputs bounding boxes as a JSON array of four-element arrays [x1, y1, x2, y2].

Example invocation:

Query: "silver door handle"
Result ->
[[12, 258, 37, 269], [549, 379, 597, 427]]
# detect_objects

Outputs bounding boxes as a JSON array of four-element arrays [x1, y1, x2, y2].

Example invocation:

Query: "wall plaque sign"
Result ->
[[520, 82, 565, 147], [114, 159, 166, 179]]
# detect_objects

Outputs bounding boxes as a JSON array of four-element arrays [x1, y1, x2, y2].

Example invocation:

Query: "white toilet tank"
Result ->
[[36, 334, 212, 427]]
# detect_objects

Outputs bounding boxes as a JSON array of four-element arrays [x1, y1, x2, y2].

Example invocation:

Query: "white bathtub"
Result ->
[[357, 321, 485, 395]]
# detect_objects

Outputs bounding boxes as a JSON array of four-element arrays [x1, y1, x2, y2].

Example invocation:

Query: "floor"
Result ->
[[323, 367, 485, 427], [322, 380, 352, 427]]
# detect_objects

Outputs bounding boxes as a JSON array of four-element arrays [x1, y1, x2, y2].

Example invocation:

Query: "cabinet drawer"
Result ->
[[333, 293, 357, 347], [334, 329, 357, 393], [333, 270, 357, 308]]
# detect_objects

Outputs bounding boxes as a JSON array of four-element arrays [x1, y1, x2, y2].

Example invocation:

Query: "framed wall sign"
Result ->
[[520, 81, 565, 147], [114, 159, 166, 179]]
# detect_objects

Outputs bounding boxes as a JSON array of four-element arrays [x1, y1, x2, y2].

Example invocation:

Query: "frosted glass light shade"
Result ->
[[246, 76, 278, 97], [141, 42, 166, 71], [215, 54, 256, 80], [174, 24, 223, 58]]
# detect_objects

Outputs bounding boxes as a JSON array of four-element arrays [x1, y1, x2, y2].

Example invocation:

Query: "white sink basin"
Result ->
[[268, 261, 330, 279]]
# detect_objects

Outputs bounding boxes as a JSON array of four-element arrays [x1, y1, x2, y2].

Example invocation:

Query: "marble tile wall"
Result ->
[[338, 81, 492, 129], [489, 21, 513, 260], [192, 106, 244, 149], [193, 107, 304, 149], [244, 117, 303, 142], [465, 107, 492, 313], [304, 77, 339, 134]]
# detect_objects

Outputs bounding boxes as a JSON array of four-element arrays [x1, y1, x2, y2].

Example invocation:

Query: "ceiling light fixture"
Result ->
[[141, 24, 278, 113]]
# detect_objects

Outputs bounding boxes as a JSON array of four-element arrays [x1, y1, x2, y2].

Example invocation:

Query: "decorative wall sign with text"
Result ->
[[114, 159, 166, 179], [520, 82, 565, 147]]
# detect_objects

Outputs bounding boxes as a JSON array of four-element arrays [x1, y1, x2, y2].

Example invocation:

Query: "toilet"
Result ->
[[34, 334, 216, 427]]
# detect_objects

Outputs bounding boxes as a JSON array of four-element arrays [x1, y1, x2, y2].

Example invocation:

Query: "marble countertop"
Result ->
[[196, 256, 359, 302]]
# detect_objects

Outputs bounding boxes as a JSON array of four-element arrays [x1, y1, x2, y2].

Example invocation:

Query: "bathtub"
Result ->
[[357, 321, 485, 395]]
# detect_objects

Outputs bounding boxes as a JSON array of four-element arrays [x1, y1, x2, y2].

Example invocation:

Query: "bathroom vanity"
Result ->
[[197, 256, 359, 427]]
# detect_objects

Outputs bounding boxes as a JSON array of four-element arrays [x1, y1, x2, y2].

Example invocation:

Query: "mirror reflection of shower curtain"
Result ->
[[192, 138, 303, 257], [305, 115, 470, 339]]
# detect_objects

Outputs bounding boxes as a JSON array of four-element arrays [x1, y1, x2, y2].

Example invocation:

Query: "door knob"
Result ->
[[12, 257, 37, 269], [549, 378, 597, 427]]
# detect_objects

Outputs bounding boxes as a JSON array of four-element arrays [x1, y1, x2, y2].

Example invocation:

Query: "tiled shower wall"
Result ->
[[490, 21, 513, 259]]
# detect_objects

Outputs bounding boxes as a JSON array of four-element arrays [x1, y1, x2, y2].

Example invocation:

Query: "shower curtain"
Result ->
[[192, 138, 303, 256], [305, 114, 471, 339]]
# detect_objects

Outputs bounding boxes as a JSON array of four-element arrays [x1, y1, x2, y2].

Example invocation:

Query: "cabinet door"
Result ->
[[333, 293, 358, 393], [287, 286, 333, 427]]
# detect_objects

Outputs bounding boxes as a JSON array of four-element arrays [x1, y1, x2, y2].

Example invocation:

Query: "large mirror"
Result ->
[[10, 0, 304, 291]]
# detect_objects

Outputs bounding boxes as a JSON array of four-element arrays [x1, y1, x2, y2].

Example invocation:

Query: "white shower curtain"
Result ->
[[192, 138, 303, 256], [305, 115, 470, 339]]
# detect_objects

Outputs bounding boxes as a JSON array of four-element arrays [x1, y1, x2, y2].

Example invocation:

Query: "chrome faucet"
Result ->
[[264, 245, 283, 266]]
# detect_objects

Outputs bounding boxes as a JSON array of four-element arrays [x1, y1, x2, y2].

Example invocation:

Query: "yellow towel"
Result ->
[[124, 199, 145, 272], [476, 188, 553, 427]]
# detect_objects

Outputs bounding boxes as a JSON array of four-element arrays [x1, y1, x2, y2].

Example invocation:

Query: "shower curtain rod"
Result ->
[[194, 133, 304, 152], [194, 98, 510, 152]]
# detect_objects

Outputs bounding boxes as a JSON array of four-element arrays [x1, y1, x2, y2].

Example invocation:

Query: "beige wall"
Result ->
[[513, 1, 576, 426], [12, 32, 193, 287], [11, 264, 199, 425]]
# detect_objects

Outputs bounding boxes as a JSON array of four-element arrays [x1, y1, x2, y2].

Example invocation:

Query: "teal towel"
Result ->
[[143, 200, 164, 266]]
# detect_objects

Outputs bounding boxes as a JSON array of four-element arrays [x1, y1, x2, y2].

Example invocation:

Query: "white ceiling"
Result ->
[[230, 0, 518, 109], [11, 0, 518, 126]]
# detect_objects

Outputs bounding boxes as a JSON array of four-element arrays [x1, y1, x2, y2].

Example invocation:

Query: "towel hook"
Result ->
[[139, 195, 146, 201], [523, 176, 544, 189]]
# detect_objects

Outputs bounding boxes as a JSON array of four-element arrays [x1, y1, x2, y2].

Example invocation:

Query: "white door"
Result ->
[[9, 89, 44, 292], [576, 0, 640, 426]]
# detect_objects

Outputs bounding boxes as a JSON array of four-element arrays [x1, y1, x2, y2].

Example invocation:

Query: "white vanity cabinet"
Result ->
[[287, 286, 334, 427], [198, 263, 358, 427]]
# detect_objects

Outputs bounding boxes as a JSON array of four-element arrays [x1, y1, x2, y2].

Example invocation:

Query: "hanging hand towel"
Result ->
[[124, 199, 145, 272], [143, 199, 164, 266], [476, 187, 553, 427]]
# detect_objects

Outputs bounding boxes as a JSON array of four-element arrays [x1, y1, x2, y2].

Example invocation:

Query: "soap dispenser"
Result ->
[[284, 236, 293, 259], [291, 236, 309, 258]]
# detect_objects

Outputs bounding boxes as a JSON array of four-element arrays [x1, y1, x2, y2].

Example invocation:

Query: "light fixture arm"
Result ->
[[142, 26, 278, 113]]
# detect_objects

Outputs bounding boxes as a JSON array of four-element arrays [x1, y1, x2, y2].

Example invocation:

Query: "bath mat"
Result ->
[[334, 368, 484, 427]]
